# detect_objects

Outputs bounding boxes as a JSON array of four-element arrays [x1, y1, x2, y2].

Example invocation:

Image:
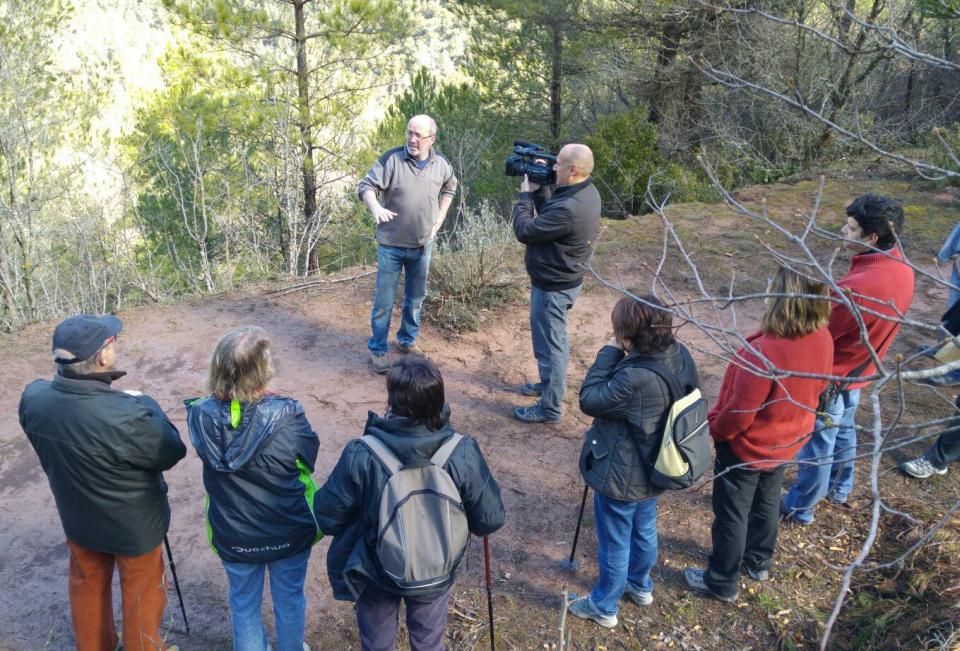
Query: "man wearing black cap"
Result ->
[[19, 314, 186, 651]]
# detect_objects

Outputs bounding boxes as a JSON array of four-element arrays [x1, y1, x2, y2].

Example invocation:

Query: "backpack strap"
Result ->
[[361, 435, 403, 475], [632, 358, 685, 401], [430, 432, 464, 468]]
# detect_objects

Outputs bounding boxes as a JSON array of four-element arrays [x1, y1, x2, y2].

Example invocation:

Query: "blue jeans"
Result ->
[[369, 243, 433, 355], [222, 549, 311, 651], [589, 492, 659, 617], [782, 388, 861, 524], [530, 285, 581, 418]]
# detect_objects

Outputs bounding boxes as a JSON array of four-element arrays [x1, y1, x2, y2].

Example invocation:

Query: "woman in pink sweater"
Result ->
[[684, 267, 834, 602]]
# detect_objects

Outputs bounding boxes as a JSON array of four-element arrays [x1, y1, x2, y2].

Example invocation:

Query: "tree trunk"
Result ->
[[294, 0, 318, 274], [550, 21, 563, 151]]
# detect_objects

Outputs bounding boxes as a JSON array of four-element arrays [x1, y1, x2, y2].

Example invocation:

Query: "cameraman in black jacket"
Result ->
[[19, 314, 186, 651], [512, 143, 601, 423]]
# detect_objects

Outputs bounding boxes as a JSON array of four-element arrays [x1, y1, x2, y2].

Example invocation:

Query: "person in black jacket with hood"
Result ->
[[19, 314, 186, 651], [314, 356, 505, 651], [186, 326, 320, 651], [568, 296, 699, 628], [512, 143, 601, 423]]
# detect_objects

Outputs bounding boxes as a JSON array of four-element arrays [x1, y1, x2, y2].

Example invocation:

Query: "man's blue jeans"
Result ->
[[530, 285, 581, 419], [589, 492, 659, 617], [221, 549, 311, 651], [369, 243, 433, 355], [782, 388, 861, 524]]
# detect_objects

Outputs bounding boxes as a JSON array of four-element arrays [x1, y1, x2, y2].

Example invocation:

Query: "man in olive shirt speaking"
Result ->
[[358, 114, 458, 374]]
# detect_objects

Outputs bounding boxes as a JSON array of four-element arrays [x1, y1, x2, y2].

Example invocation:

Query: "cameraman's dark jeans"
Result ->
[[356, 582, 453, 651], [530, 285, 580, 419]]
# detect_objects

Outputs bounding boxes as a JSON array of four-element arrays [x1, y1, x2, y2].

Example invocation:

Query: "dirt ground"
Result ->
[[1, 167, 959, 650]]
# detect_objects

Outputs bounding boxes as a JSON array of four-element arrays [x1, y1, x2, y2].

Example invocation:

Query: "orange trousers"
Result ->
[[67, 540, 169, 651]]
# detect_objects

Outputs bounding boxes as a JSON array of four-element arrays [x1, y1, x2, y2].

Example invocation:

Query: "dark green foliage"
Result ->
[[585, 107, 659, 216]]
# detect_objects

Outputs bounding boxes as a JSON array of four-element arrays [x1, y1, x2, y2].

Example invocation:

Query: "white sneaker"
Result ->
[[624, 587, 653, 606], [900, 456, 948, 479], [566, 594, 618, 628]]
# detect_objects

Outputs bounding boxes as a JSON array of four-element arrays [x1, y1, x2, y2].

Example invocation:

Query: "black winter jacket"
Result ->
[[579, 343, 700, 501], [19, 372, 186, 556], [314, 407, 505, 601], [186, 395, 321, 564], [513, 178, 601, 291]]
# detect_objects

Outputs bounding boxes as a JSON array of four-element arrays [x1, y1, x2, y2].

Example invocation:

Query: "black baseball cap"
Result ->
[[52, 314, 123, 364]]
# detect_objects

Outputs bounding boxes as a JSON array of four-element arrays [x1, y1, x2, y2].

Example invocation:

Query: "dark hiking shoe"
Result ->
[[512, 405, 560, 423], [683, 568, 737, 603], [370, 352, 390, 374], [520, 382, 543, 397]]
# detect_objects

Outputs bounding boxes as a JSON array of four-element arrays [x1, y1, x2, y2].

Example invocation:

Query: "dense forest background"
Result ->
[[2, 0, 959, 331]]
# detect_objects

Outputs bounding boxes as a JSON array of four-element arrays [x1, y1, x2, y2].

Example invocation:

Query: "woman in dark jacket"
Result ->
[[314, 355, 505, 651], [186, 326, 320, 651], [568, 296, 699, 628]]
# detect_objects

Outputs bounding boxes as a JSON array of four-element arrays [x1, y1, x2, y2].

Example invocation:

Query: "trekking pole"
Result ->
[[483, 536, 495, 651], [562, 484, 589, 571], [163, 536, 190, 635]]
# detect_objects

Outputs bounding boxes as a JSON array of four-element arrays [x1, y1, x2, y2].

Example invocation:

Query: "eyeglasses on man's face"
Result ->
[[405, 130, 435, 141]]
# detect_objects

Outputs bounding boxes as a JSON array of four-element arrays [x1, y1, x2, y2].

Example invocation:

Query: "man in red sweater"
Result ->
[[782, 194, 915, 524]]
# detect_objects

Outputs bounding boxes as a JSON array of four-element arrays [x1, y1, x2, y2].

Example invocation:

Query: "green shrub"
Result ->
[[585, 107, 659, 217], [426, 203, 522, 332]]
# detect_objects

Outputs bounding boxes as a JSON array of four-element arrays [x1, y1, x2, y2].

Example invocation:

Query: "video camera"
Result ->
[[504, 141, 557, 186]]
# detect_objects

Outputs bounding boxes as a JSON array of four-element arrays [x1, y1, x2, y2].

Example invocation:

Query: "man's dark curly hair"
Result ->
[[612, 295, 675, 354], [846, 194, 904, 251]]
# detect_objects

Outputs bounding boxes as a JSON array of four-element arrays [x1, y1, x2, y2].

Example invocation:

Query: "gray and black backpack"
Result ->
[[362, 433, 470, 591]]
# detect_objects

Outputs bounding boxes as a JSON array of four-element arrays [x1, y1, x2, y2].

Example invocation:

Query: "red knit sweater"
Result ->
[[708, 328, 834, 468], [830, 248, 914, 389]]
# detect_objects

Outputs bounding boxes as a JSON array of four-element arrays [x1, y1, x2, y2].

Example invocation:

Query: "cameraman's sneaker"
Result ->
[[566, 594, 618, 628], [900, 455, 948, 479], [624, 587, 653, 606], [520, 382, 543, 397]]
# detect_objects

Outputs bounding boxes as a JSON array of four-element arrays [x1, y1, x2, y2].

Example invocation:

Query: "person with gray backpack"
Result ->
[[314, 355, 505, 651]]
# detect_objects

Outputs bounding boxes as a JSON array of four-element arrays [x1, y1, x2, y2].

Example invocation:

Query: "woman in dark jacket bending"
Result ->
[[568, 296, 699, 628]]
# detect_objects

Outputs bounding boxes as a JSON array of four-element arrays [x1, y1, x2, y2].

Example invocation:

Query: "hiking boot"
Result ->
[[370, 352, 391, 374], [683, 568, 737, 603], [624, 587, 654, 606], [520, 382, 543, 397], [396, 341, 423, 355], [512, 405, 560, 424], [743, 566, 769, 582], [566, 593, 618, 628], [900, 455, 948, 479]]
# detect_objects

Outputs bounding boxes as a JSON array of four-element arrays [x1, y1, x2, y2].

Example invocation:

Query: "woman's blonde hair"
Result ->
[[206, 326, 274, 402], [761, 267, 831, 338]]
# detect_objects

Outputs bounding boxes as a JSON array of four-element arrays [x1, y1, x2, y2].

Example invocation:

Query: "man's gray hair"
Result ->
[[53, 348, 101, 374], [409, 114, 437, 137]]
